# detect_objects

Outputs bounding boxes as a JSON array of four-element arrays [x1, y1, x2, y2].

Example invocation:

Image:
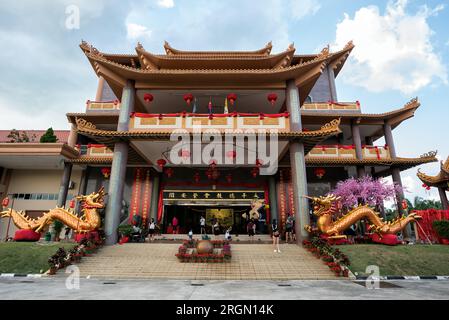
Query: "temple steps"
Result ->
[[71, 243, 336, 280], [149, 234, 274, 244]]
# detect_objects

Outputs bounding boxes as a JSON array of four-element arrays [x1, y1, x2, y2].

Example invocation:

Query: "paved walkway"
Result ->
[[74, 243, 335, 280], [1, 278, 448, 300]]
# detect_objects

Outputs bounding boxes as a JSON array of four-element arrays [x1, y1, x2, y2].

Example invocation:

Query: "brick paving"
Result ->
[[76, 242, 336, 280]]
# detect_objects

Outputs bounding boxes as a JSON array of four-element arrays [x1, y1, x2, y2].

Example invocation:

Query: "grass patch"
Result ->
[[0, 242, 76, 274], [337, 244, 449, 276]]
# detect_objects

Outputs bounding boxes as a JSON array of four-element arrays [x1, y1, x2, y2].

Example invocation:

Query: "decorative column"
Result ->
[[67, 123, 78, 148], [438, 187, 449, 210], [286, 80, 310, 243], [95, 76, 105, 101], [351, 120, 365, 177], [57, 163, 73, 208], [268, 175, 279, 223], [149, 173, 161, 222], [104, 80, 135, 245]]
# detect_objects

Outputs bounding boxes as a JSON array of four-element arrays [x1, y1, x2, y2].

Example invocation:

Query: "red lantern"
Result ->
[[69, 198, 76, 209], [2, 197, 9, 208], [227, 93, 237, 106], [143, 93, 153, 103], [180, 149, 190, 160], [101, 167, 111, 179], [401, 200, 408, 210], [267, 93, 278, 106], [157, 158, 167, 169], [193, 172, 200, 183], [226, 174, 233, 184], [251, 167, 259, 178], [314, 168, 326, 179], [226, 150, 237, 159], [256, 159, 263, 167], [209, 159, 217, 167], [164, 168, 174, 178], [183, 93, 194, 106]]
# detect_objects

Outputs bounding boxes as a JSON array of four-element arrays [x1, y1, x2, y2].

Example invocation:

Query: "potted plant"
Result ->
[[53, 221, 64, 242], [433, 220, 449, 244]]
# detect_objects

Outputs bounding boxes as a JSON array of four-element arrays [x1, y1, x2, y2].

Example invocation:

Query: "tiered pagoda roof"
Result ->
[[417, 156, 449, 188]]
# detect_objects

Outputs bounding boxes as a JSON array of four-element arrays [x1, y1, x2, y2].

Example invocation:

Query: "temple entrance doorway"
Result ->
[[162, 205, 268, 235]]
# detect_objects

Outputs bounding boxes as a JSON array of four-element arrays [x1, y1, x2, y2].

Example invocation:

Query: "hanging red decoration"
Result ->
[[226, 150, 237, 159], [164, 168, 174, 178], [401, 199, 408, 210], [183, 93, 194, 106], [101, 167, 111, 179], [227, 93, 237, 106], [422, 183, 431, 191], [226, 174, 233, 184], [314, 168, 326, 179], [69, 198, 76, 209], [157, 158, 167, 169], [256, 159, 263, 167], [180, 149, 190, 160], [209, 159, 217, 167], [193, 172, 200, 183], [251, 167, 259, 178], [143, 93, 154, 103], [267, 93, 278, 106], [2, 197, 9, 208]]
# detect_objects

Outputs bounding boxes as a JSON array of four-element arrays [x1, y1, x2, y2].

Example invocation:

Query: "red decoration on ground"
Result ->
[[227, 93, 237, 106], [101, 167, 111, 179], [14, 229, 41, 242], [267, 93, 278, 106], [157, 158, 167, 169], [2, 197, 9, 208], [314, 168, 326, 179], [183, 93, 194, 106], [371, 233, 400, 246], [143, 93, 154, 103]]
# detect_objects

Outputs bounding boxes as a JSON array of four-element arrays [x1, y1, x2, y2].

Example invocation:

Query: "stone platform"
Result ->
[[74, 243, 336, 280]]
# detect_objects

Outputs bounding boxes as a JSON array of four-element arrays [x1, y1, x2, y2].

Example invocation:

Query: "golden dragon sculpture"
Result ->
[[0, 187, 105, 233], [304, 194, 421, 238]]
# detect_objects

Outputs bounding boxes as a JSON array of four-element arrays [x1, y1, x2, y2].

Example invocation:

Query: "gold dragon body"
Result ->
[[0, 188, 105, 233], [305, 194, 421, 237]]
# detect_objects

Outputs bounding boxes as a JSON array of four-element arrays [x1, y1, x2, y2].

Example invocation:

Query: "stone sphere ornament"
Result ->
[[196, 240, 213, 254]]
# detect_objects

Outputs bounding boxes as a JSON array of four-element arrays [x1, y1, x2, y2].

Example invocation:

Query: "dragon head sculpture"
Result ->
[[305, 194, 340, 216], [76, 187, 106, 209]]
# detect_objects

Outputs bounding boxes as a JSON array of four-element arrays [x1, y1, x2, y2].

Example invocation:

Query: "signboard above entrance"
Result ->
[[163, 190, 265, 202]]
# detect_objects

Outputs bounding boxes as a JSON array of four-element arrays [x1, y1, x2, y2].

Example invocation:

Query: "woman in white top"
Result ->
[[148, 218, 156, 242]]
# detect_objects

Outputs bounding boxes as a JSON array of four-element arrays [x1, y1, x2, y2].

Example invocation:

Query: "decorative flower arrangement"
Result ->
[[175, 240, 231, 263], [47, 231, 105, 275], [303, 237, 351, 277]]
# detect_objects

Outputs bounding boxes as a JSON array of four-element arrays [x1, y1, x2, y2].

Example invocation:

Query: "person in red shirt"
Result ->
[[172, 216, 179, 234]]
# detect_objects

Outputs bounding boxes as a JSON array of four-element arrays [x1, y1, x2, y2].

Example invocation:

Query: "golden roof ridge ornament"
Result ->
[[320, 118, 341, 131], [75, 117, 97, 130], [420, 150, 438, 158]]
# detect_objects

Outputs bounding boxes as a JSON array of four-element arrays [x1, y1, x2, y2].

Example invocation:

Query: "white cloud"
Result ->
[[126, 23, 152, 40], [333, 0, 447, 94], [157, 0, 174, 8], [402, 175, 416, 193], [291, 0, 321, 20]]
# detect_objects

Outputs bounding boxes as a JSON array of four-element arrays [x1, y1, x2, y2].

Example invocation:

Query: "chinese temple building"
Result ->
[[0, 41, 438, 244], [417, 157, 449, 210]]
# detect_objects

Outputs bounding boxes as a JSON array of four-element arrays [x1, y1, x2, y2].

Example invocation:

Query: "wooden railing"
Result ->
[[307, 145, 390, 160], [75, 144, 113, 157], [129, 112, 291, 132], [86, 100, 120, 112], [302, 101, 360, 112]]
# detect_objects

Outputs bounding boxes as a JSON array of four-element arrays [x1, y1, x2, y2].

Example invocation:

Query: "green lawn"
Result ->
[[337, 244, 449, 276], [0, 242, 76, 274]]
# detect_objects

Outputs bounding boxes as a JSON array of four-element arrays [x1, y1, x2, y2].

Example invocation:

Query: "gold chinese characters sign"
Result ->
[[163, 190, 265, 202]]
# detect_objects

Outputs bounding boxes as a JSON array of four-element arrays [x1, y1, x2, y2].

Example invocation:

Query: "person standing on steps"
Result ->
[[285, 214, 294, 244], [200, 215, 206, 235], [148, 218, 156, 242], [272, 219, 281, 253]]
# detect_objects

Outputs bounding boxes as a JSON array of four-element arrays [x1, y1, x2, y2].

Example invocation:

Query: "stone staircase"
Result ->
[[151, 234, 274, 243], [74, 242, 336, 280]]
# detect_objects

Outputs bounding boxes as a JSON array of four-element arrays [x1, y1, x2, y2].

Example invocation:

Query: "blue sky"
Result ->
[[0, 0, 447, 202]]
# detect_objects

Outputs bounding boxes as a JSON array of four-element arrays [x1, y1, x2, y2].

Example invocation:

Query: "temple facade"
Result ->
[[0, 41, 439, 244]]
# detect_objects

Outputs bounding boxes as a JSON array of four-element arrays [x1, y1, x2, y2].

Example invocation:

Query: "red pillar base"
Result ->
[[14, 230, 41, 242]]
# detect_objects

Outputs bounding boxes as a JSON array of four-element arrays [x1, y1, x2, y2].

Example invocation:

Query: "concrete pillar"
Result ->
[[104, 80, 135, 245], [149, 173, 161, 222], [268, 175, 279, 223], [286, 80, 310, 243], [95, 76, 105, 101], [351, 120, 365, 177], [67, 123, 78, 148], [327, 66, 338, 101], [57, 162, 73, 208], [383, 121, 397, 158], [438, 187, 449, 210]]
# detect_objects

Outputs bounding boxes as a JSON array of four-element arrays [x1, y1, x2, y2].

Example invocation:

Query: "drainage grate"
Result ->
[[352, 281, 402, 288]]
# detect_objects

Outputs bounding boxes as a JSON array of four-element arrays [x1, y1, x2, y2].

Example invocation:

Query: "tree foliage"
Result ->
[[7, 129, 36, 143], [40, 128, 58, 143]]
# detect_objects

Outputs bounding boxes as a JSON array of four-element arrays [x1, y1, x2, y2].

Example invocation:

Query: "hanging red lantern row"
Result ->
[[227, 93, 237, 106], [314, 168, 326, 179], [193, 172, 200, 183], [164, 168, 174, 178], [157, 158, 167, 169], [267, 93, 278, 106], [143, 93, 154, 103], [251, 167, 259, 178], [2, 197, 10, 208], [422, 183, 431, 191], [183, 93, 194, 106], [101, 167, 111, 179]]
